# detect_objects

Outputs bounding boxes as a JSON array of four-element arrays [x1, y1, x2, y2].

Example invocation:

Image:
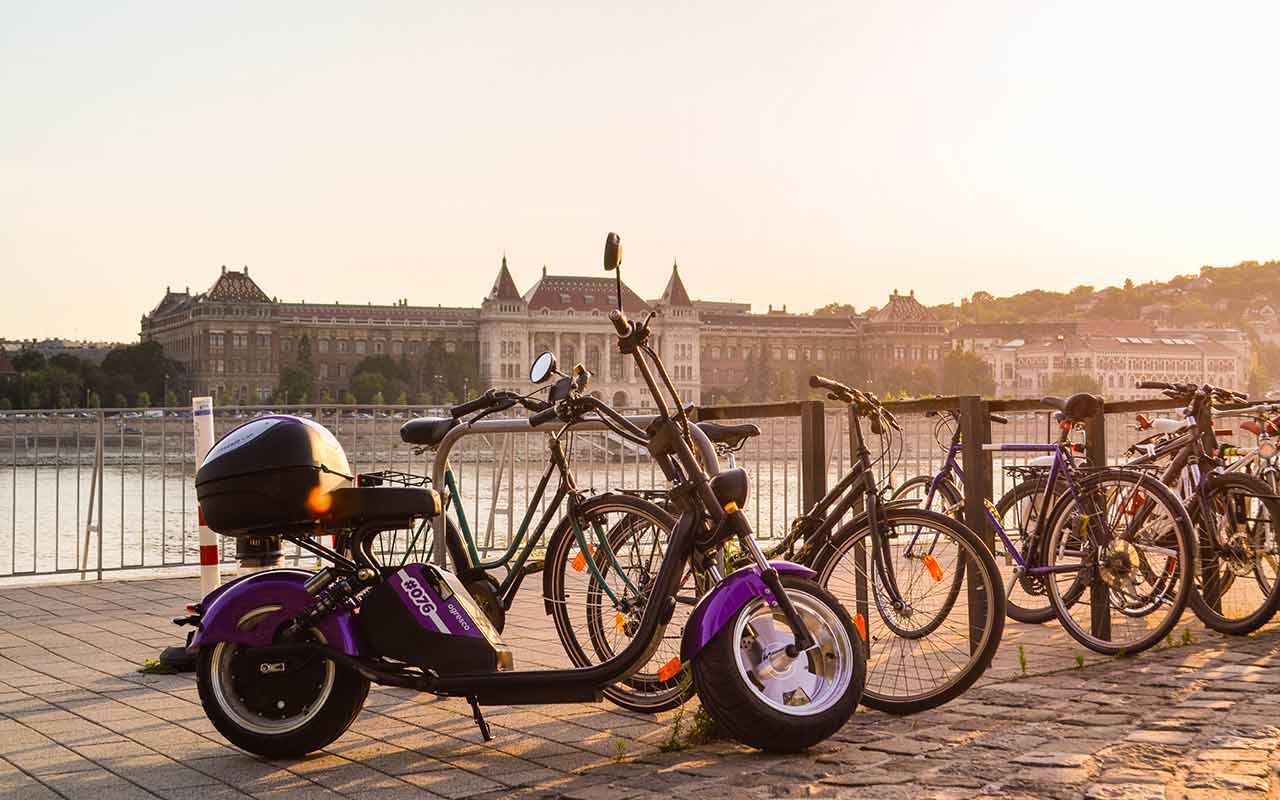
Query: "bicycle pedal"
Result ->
[[467, 695, 493, 742]]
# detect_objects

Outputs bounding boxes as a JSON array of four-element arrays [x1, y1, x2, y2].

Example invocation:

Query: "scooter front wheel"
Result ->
[[693, 575, 864, 753], [197, 621, 369, 758]]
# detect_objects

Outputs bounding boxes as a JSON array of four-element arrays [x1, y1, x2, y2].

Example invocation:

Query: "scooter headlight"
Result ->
[[1259, 441, 1277, 459]]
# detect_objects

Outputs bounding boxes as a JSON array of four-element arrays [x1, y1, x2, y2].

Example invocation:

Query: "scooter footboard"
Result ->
[[680, 561, 816, 662], [187, 570, 365, 657]]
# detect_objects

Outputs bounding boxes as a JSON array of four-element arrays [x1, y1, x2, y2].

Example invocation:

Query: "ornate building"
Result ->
[[141, 261, 944, 405], [141, 267, 476, 404], [478, 258, 701, 407]]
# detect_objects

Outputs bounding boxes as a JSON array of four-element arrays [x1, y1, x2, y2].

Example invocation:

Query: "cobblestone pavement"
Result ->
[[1, 575, 1278, 799]]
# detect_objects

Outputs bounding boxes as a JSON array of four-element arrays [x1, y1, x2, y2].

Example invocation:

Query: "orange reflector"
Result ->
[[657, 657, 682, 682], [1129, 495, 1145, 514], [306, 485, 333, 515], [615, 612, 627, 634], [572, 545, 596, 572], [723, 501, 739, 514], [923, 554, 943, 582], [853, 613, 867, 642], [185, 604, 198, 614]]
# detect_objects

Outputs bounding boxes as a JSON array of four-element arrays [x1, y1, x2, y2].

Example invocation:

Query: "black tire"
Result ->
[[543, 493, 694, 713], [1183, 472, 1280, 635], [890, 475, 960, 512], [993, 477, 1085, 624], [813, 507, 1005, 715], [1041, 468, 1195, 656], [692, 575, 864, 752], [197, 623, 369, 758]]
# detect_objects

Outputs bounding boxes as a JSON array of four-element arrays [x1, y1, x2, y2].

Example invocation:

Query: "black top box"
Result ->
[[195, 415, 352, 536]]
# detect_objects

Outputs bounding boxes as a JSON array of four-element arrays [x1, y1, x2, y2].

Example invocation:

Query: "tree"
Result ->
[[813, 302, 857, 317], [1046, 372, 1103, 396], [877, 366, 936, 398], [278, 334, 315, 404], [350, 372, 385, 404], [941, 351, 995, 396], [11, 350, 46, 372], [136, 391, 152, 407]]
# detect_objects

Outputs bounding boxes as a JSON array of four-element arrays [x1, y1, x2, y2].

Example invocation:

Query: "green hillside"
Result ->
[[929, 260, 1280, 327]]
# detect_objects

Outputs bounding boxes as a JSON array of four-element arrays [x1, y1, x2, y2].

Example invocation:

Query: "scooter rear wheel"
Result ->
[[197, 616, 369, 758]]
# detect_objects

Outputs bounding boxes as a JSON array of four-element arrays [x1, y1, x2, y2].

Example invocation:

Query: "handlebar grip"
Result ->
[[450, 391, 495, 418], [809, 374, 840, 391], [989, 413, 1009, 425], [1136, 381, 1168, 390], [528, 405, 560, 427], [609, 309, 630, 337]]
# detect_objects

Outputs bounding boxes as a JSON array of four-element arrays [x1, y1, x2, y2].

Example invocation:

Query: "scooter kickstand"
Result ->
[[467, 696, 492, 742]]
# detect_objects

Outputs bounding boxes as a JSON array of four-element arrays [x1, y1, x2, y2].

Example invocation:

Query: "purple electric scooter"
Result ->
[[185, 233, 865, 757]]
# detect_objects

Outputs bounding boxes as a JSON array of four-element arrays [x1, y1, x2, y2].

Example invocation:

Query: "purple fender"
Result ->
[[680, 561, 816, 663], [187, 570, 365, 656]]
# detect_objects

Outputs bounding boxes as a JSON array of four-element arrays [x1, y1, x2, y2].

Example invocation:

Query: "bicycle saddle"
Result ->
[[400, 417, 459, 446], [1040, 393, 1104, 422], [696, 421, 761, 450], [323, 487, 443, 525]]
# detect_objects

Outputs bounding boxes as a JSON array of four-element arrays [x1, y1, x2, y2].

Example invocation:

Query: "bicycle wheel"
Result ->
[[1183, 472, 1280, 635], [813, 507, 1005, 714], [543, 493, 696, 712], [993, 477, 1070, 624], [890, 475, 960, 511], [1042, 468, 1194, 656]]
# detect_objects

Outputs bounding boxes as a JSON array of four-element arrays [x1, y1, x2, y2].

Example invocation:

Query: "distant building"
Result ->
[[0, 338, 123, 364], [140, 261, 946, 405], [0, 348, 14, 377]]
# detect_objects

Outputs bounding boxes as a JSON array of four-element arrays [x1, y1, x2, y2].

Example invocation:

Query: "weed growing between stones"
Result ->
[[1018, 644, 1027, 674], [1075, 654, 1085, 669]]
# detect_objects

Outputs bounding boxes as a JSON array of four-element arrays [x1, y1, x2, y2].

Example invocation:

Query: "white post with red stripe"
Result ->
[[192, 396, 220, 596]]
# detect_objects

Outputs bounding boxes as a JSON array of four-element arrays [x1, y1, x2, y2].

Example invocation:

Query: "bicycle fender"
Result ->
[[680, 561, 815, 663], [187, 570, 365, 657]]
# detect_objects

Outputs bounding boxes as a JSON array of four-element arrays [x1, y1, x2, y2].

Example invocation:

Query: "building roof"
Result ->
[[868, 290, 938, 323], [522, 271, 650, 313], [206, 267, 271, 303], [487, 255, 523, 302], [1016, 335, 1238, 358], [657, 262, 692, 307], [700, 311, 860, 332]]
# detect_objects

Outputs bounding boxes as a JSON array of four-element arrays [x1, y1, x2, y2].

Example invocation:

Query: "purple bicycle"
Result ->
[[892, 394, 1196, 656]]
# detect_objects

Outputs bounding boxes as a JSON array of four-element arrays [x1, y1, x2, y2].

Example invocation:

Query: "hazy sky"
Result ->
[[3, 2, 1277, 342]]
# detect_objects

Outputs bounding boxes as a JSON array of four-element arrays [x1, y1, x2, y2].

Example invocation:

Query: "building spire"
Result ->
[[659, 260, 692, 307], [488, 253, 522, 302]]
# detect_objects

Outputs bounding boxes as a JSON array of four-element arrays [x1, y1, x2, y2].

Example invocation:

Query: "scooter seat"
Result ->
[[400, 417, 459, 447], [696, 421, 761, 449], [322, 487, 443, 525]]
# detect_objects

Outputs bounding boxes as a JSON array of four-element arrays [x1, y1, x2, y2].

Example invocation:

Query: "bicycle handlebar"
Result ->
[[528, 405, 560, 427], [609, 309, 630, 337], [450, 390, 499, 418]]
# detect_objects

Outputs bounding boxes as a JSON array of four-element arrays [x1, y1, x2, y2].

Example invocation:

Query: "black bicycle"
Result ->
[[761, 376, 1006, 714]]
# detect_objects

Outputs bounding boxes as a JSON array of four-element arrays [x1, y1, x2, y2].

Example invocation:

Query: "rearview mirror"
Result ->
[[603, 232, 622, 272], [529, 351, 557, 384]]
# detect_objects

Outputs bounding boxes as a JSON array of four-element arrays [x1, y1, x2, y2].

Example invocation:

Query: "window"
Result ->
[[318, 338, 330, 353], [771, 347, 782, 360], [787, 348, 797, 361], [392, 341, 402, 355], [355, 340, 367, 354], [281, 338, 292, 353], [815, 348, 824, 360], [320, 364, 329, 378], [711, 347, 721, 360], [446, 341, 456, 354], [338, 340, 350, 353], [373, 340, 384, 354]]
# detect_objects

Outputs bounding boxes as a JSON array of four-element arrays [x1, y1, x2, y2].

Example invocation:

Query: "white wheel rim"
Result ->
[[209, 616, 336, 736], [730, 588, 853, 716]]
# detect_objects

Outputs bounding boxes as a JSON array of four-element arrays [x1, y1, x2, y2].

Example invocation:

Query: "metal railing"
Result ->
[[0, 394, 1249, 584]]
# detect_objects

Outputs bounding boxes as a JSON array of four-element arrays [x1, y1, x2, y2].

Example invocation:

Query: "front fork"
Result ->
[[722, 505, 816, 654]]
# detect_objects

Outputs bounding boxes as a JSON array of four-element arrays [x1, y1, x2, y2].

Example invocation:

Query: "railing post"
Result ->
[[799, 400, 827, 511], [958, 395, 993, 655], [1084, 408, 1107, 468], [848, 405, 869, 654], [1084, 406, 1111, 640]]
